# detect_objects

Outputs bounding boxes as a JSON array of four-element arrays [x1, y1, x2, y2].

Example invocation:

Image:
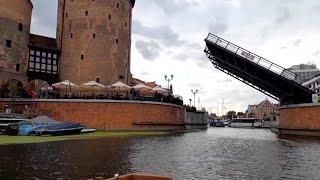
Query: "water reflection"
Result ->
[[1, 128, 320, 179]]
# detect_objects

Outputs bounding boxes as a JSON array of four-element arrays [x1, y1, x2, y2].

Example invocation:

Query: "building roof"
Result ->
[[29, 34, 59, 51], [144, 81, 158, 88]]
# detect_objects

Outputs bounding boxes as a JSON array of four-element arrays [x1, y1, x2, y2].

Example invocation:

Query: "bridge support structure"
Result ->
[[204, 33, 314, 105]]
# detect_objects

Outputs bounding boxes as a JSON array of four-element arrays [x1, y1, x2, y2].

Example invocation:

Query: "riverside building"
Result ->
[[288, 64, 320, 84], [0, 0, 135, 93], [302, 74, 320, 94]]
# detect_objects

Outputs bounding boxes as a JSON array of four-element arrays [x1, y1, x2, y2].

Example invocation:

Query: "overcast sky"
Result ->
[[30, 0, 320, 115]]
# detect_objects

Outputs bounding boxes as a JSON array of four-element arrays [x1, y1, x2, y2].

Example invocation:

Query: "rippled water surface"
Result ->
[[1, 128, 320, 179]]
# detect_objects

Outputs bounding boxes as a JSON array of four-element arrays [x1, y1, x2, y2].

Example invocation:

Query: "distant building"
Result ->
[[302, 74, 320, 94], [288, 64, 320, 84], [246, 99, 278, 120], [246, 105, 258, 118]]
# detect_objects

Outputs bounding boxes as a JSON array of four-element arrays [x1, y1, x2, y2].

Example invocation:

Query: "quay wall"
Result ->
[[277, 103, 320, 136], [185, 111, 208, 130], [0, 99, 186, 130]]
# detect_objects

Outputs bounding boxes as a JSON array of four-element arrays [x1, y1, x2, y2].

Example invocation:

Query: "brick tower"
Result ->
[[56, 0, 135, 85], [0, 0, 33, 86]]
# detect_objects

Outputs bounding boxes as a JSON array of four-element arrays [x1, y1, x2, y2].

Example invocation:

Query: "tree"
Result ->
[[226, 110, 236, 119]]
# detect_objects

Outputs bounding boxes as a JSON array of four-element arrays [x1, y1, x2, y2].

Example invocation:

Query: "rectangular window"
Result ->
[[15, 64, 20, 72], [96, 78, 100, 83], [48, 53, 52, 58], [30, 50, 35, 55], [47, 65, 52, 70], [48, 59, 52, 64], [36, 51, 41, 56], [53, 66, 57, 71], [29, 56, 35, 62], [41, 64, 46, 70], [18, 23, 23, 31], [5, 40, 11, 48], [36, 57, 40, 62], [35, 63, 40, 69], [53, 60, 57, 65], [42, 52, 46, 57], [53, 54, 57, 59], [42, 58, 46, 63], [29, 62, 34, 68]]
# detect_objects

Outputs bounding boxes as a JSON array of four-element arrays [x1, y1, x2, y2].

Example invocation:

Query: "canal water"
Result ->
[[1, 128, 320, 179]]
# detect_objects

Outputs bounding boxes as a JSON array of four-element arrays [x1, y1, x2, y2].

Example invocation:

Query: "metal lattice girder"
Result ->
[[204, 33, 314, 105]]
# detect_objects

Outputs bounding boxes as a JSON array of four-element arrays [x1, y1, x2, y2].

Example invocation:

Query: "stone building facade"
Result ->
[[246, 99, 278, 120], [57, 0, 135, 86], [0, 0, 33, 87], [0, 0, 135, 96], [302, 74, 320, 94]]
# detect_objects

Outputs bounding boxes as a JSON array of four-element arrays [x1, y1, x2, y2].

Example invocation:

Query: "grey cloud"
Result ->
[[208, 19, 228, 35], [197, 54, 211, 69], [186, 42, 203, 50], [274, 7, 292, 26], [173, 53, 189, 61], [293, 39, 302, 47], [149, 0, 199, 15], [312, 50, 320, 57], [133, 20, 185, 47], [135, 40, 161, 61], [30, 0, 57, 37]]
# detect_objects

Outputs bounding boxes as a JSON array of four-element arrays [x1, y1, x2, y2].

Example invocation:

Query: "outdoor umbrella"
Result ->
[[80, 81, 106, 94], [174, 94, 183, 100], [52, 80, 79, 97], [108, 81, 131, 91], [152, 86, 169, 95], [133, 83, 152, 91], [107, 81, 131, 99]]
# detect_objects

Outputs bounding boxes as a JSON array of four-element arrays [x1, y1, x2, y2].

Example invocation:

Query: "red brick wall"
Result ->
[[57, 0, 132, 85], [0, 100, 186, 130], [0, 0, 33, 86], [279, 103, 320, 130]]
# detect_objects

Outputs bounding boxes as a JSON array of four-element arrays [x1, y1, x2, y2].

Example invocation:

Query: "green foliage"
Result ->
[[226, 110, 236, 119], [0, 131, 168, 146]]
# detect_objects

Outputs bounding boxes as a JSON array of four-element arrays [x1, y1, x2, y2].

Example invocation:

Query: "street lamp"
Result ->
[[189, 98, 192, 106], [191, 89, 198, 107], [164, 74, 174, 90]]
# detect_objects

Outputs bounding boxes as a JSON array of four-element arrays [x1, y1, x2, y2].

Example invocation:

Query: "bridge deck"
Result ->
[[204, 33, 313, 105]]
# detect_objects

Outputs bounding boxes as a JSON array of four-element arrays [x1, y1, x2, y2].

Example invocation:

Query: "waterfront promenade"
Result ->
[[1, 128, 320, 179]]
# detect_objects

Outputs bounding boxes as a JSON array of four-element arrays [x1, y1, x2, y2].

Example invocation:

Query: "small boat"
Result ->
[[32, 122, 85, 136], [229, 118, 262, 128], [209, 119, 225, 127], [107, 173, 173, 180], [81, 128, 97, 133]]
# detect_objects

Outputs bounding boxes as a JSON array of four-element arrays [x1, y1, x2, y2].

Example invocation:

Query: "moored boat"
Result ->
[[229, 118, 262, 128], [32, 122, 85, 136]]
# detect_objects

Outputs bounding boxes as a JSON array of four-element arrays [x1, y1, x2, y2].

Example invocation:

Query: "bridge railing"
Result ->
[[205, 33, 297, 81]]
